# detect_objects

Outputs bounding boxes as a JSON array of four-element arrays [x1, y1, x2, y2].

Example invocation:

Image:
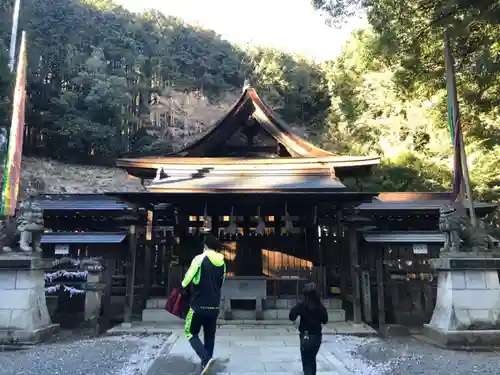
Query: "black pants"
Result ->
[[299, 333, 322, 375], [185, 308, 218, 365]]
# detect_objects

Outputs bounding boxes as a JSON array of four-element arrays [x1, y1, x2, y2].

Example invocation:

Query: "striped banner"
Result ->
[[444, 31, 465, 202], [1, 31, 27, 217]]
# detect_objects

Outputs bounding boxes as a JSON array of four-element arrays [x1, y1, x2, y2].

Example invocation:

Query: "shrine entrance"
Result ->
[[112, 87, 380, 324], [112, 191, 376, 323]]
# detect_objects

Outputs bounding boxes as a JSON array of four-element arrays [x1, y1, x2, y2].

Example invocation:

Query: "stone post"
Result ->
[[81, 259, 104, 326], [423, 255, 500, 348], [0, 254, 58, 344]]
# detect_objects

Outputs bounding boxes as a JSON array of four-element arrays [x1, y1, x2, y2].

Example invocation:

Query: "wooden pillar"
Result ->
[[124, 224, 138, 326], [348, 223, 362, 324], [212, 213, 220, 239], [376, 250, 386, 327], [337, 210, 347, 301], [100, 257, 116, 330], [273, 208, 282, 299], [142, 210, 153, 308]]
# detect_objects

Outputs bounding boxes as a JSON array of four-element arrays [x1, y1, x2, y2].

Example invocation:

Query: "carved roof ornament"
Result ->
[[154, 167, 169, 182]]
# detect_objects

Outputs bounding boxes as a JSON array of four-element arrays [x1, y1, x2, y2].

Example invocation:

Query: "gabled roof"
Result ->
[[117, 88, 380, 181], [358, 192, 498, 215], [172, 88, 337, 158]]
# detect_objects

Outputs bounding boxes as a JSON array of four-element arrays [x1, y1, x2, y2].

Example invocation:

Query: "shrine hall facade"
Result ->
[[108, 88, 383, 322], [38, 88, 498, 327]]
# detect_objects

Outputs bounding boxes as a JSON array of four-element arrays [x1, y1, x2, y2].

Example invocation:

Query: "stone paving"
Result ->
[[150, 328, 349, 375]]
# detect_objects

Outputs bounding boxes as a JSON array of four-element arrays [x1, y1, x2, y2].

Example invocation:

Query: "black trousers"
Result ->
[[185, 308, 218, 365], [299, 333, 322, 375]]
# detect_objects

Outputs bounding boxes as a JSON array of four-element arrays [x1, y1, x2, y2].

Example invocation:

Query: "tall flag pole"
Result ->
[[444, 30, 477, 227], [8, 0, 22, 72], [1, 31, 27, 217]]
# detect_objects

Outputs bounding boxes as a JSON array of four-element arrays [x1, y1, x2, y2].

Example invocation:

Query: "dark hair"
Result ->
[[302, 282, 321, 307], [202, 232, 223, 251]]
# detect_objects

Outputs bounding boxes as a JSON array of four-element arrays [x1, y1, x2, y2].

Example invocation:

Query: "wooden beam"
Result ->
[[348, 223, 362, 324], [141, 211, 153, 308], [124, 224, 138, 325], [376, 255, 386, 327], [100, 257, 116, 330]]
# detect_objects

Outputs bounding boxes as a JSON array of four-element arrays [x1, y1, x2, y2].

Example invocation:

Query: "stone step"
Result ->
[[146, 297, 342, 310], [263, 298, 342, 310], [142, 308, 345, 323], [228, 309, 345, 322], [142, 309, 184, 324]]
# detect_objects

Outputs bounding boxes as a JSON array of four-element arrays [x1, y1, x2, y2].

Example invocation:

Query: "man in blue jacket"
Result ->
[[182, 232, 226, 375]]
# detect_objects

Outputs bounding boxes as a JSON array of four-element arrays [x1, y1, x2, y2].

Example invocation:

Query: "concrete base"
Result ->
[[423, 324, 500, 349], [0, 255, 57, 344], [424, 257, 500, 348], [106, 320, 377, 336], [142, 297, 346, 324], [379, 324, 411, 337], [0, 323, 59, 345]]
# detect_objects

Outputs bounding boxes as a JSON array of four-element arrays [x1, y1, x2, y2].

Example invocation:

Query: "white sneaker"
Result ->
[[200, 358, 216, 375]]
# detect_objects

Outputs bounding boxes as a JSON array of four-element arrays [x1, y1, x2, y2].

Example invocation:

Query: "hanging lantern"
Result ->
[[256, 206, 265, 235], [227, 206, 237, 235], [283, 204, 293, 233]]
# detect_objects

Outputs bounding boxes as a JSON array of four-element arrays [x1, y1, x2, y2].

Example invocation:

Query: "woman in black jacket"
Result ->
[[289, 283, 329, 375]]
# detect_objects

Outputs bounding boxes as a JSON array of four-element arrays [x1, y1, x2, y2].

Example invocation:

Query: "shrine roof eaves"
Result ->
[[363, 230, 499, 244], [116, 155, 381, 180], [358, 199, 497, 211], [147, 174, 346, 193], [41, 232, 127, 244], [36, 194, 131, 211]]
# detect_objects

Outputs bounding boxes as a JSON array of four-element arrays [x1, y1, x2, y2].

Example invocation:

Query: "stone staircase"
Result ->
[[142, 297, 345, 324]]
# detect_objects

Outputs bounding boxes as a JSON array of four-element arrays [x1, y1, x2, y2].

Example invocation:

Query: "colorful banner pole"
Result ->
[[8, 0, 22, 72], [1, 31, 27, 217], [444, 30, 476, 227]]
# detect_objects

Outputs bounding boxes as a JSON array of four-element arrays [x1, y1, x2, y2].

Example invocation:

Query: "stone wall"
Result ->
[[17, 157, 144, 197]]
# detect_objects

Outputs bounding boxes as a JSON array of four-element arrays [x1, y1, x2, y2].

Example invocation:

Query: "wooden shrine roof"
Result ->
[[358, 192, 498, 215], [362, 230, 499, 245], [36, 194, 131, 211], [147, 174, 346, 193], [107, 191, 378, 206], [171, 88, 337, 158], [116, 88, 380, 181], [40, 232, 127, 244]]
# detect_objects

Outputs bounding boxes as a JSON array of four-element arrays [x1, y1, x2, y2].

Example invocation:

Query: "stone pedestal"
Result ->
[[221, 276, 266, 320], [0, 255, 59, 344], [424, 256, 500, 348]]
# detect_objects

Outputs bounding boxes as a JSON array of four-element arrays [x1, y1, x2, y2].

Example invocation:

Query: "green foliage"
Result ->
[[0, 0, 250, 160], [0, 0, 496, 223], [0, 0, 331, 160], [313, 0, 499, 229]]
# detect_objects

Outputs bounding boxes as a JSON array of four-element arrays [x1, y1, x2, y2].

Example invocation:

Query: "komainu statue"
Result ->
[[439, 203, 493, 255], [0, 194, 44, 254], [0, 217, 19, 253], [16, 197, 44, 253]]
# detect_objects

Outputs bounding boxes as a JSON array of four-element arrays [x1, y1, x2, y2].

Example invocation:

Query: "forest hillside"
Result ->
[[0, 0, 498, 229]]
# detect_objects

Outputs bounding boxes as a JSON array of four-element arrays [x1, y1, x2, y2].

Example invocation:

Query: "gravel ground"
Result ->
[[325, 335, 500, 375], [0, 332, 171, 375]]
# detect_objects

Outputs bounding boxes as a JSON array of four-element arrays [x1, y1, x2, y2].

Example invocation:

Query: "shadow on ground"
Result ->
[[156, 355, 229, 375]]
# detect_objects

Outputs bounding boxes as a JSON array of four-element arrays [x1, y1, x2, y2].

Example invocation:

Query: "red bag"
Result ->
[[165, 287, 189, 320]]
